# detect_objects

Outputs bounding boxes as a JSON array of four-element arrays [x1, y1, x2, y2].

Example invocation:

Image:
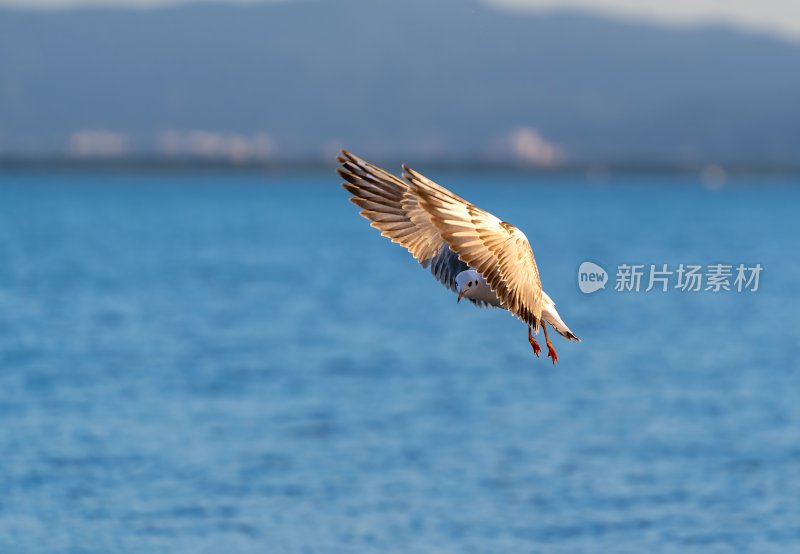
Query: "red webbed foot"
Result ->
[[541, 322, 559, 364], [546, 342, 558, 364], [528, 327, 541, 357]]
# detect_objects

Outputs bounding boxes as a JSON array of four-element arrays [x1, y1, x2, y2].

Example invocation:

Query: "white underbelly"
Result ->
[[473, 281, 502, 307]]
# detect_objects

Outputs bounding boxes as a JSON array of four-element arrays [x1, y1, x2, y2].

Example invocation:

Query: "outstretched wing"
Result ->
[[338, 150, 468, 295], [404, 165, 544, 329]]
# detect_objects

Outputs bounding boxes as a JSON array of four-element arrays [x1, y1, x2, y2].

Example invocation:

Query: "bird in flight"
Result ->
[[338, 150, 580, 363]]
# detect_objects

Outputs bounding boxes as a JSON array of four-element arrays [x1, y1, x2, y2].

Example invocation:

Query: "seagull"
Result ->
[[338, 150, 580, 363]]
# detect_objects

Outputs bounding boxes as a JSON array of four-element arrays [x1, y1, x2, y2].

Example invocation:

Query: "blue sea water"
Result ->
[[0, 169, 798, 553]]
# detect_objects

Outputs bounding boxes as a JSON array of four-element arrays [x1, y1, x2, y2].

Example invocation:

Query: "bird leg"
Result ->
[[542, 323, 558, 364], [528, 325, 541, 357]]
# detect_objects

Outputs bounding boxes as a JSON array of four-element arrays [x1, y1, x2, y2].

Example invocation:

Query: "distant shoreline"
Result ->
[[1, 158, 800, 178]]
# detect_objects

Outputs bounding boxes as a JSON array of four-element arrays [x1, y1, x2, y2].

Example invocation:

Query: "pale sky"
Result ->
[[1, 0, 799, 40], [492, 0, 800, 40]]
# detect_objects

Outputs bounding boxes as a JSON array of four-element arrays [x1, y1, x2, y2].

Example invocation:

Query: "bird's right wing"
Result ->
[[404, 165, 544, 329], [338, 150, 467, 293]]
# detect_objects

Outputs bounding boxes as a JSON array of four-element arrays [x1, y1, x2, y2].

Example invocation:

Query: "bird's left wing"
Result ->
[[338, 150, 468, 293]]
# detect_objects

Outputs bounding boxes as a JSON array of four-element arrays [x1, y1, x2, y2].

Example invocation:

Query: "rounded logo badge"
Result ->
[[578, 261, 608, 294]]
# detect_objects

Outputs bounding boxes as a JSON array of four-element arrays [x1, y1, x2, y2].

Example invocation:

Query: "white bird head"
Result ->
[[455, 269, 482, 303]]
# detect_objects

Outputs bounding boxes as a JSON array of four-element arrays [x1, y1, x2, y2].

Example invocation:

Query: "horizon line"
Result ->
[[1, 156, 800, 178]]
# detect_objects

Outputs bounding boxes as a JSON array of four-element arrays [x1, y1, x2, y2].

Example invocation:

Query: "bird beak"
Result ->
[[457, 291, 464, 303]]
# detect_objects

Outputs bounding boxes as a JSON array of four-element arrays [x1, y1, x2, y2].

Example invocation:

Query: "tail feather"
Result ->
[[541, 302, 581, 342]]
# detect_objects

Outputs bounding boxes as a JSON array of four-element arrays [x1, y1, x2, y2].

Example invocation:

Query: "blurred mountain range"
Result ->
[[1, 0, 799, 166]]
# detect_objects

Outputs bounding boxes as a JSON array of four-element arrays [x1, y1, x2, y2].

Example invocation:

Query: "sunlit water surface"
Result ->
[[0, 170, 798, 553]]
